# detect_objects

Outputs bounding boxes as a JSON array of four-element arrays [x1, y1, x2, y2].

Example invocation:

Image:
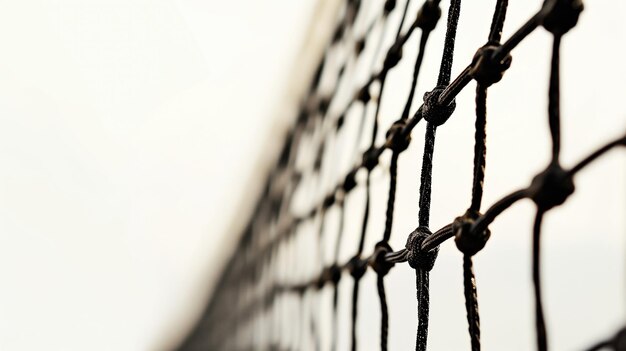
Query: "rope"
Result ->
[[178, 1, 626, 350]]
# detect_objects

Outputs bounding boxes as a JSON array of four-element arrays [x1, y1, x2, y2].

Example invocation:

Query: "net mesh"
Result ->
[[179, 0, 626, 350]]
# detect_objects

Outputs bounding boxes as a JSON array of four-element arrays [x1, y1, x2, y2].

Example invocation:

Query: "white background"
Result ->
[[0, 0, 624, 350]]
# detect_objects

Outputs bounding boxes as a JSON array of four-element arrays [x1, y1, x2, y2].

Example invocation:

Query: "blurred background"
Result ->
[[0, 0, 624, 350]]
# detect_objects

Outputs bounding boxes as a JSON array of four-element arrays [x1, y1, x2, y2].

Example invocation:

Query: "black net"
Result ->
[[179, 0, 626, 350]]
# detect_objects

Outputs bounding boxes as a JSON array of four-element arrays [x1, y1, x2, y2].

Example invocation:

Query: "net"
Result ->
[[179, 0, 626, 350]]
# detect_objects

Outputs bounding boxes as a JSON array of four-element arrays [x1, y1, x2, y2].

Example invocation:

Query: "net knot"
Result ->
[[318, 98, 331, 116], [332, 22, 345, 44], [385, 119, 411, 153], [529, 162, 575, 210], [384, 0, 397, 14], [362, 146, 379, 171], [328, 263, 342, 285], [343, 169, 358, 192], [336, 114, 345, 131], [297, 111, 308, 126], [355, 38, 366, 55], [368, 241, 395, 276], [405, 226, 440, 271], [541, 0, 584, 36], [345, 0, 360, 25], [469, 45, 512, 87], [415, 1, 442, 31], [294, 283, 307, 296], [322, 193, 336, 210], [384, 41, 403, 70], [453, 209, 491, 256], [317, 264, 342, 289], [422, 86, 456, 126], [357, 84, 371, 103], [314, 145, 324, 170], [347, 255, 367, 280]]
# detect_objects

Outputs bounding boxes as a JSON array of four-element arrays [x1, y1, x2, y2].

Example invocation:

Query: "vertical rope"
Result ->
[[376, 149, 397, 351], [350, 5, 394, 348], [351, 280, 361, 351], [415, 269, 430, 351], [370, 1, 413, 348], [463, 255, 481, 351], [533, 209, 547, 351], [310, 211, 326, 350], [417, 123, 437, 227], [548, 34, 562, 163], [470, 84, 487, 213], [461, 83, 487, 351], [331, 281, 340, 351], [377, 275, 390, 351], [357, 175, 371, 255], [462, 1, 510, 348], [436, 0, 462, 87], [331, 201, 345, 351], [414, 1, 462, 349], [401, 32, 431, 121], [383, 153, 399, 243]]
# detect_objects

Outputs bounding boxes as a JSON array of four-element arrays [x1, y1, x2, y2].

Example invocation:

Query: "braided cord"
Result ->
[[414, 1, 463, 349]]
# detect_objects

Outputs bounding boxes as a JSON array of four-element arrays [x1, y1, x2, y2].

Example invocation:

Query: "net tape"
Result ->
[[180, 0, 626, 350]]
